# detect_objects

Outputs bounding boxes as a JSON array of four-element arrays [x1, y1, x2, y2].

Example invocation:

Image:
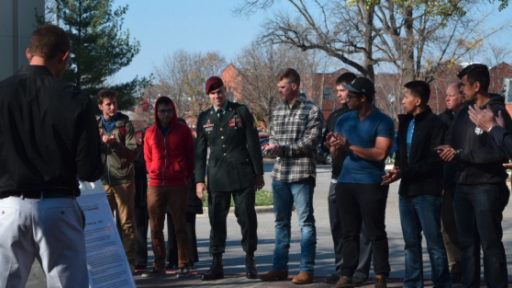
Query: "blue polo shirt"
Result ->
[[335, 109, 394, 184]]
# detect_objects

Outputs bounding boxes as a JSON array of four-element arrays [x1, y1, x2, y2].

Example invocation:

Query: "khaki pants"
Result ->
[[148, 185, 189, 269], [441, 186, 461, 271], [104, 182, 137, 266]]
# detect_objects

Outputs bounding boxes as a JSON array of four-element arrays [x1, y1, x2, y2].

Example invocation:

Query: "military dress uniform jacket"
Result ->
[[195, 101, 263, 192]]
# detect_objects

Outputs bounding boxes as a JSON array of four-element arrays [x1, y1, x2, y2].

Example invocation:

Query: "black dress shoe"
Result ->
[[141, 267, 166, 278], [245, 253, 258, 279], [201, 254, 224, 281], [135, 264, 146, 270], [325, 272, 341, 284]]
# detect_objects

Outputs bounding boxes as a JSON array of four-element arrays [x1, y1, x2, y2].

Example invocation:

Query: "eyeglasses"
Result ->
[[347, 94, 361, 100], [158, 109, 173, 114]]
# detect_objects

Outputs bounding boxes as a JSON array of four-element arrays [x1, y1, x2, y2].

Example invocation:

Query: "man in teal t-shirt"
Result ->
[[327, 77, 394, 287]]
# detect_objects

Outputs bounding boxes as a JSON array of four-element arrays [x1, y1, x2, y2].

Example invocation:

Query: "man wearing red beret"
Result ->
[[195, 76, 265, 281]]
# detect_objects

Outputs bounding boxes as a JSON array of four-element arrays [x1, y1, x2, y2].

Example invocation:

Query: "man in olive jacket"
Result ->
[[97, 89, 138, 272], [195, 76, 264, 281]]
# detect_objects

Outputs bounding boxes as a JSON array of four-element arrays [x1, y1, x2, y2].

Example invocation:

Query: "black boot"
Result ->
[[245, 253, 258, 279], [201, 254, 224, 281]]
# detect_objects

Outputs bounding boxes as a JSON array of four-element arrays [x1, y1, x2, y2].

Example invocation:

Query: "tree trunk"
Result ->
[[402, 4, 415, 84]]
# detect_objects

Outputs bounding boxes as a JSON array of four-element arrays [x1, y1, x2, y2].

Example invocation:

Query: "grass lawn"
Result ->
[[202, 189, 273, 207]]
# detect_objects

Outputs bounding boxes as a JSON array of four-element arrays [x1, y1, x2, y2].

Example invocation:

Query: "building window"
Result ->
[[323, 88, 334, 100], [505, 78, 512, 104]]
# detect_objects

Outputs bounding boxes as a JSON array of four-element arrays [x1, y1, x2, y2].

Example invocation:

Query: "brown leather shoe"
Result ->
[[259, 270, 288, 281], [374, 275, 387, 288], [292, 272, 314, 284], [334, 276, 355, 288]]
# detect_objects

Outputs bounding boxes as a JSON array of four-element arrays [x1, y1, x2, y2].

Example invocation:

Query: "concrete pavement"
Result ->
[[133, 161, 512, 287], [25, 160, 512, 287]]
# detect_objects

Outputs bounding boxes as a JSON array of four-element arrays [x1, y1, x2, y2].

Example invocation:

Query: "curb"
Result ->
[[198, 206, 274, 218]]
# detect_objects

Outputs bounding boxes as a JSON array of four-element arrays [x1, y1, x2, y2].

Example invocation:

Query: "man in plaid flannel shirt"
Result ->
[[259, 68, 323, 285]]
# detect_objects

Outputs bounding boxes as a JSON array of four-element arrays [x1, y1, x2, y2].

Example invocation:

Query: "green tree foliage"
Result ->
[[38, 0, 149, 112]]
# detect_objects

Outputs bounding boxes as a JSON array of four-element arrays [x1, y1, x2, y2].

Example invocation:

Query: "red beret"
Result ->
[[205, 76, 224, 94]]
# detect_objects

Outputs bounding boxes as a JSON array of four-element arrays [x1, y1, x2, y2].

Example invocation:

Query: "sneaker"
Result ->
[[177, 267, 191, 278], [135, 264, 146, 270], [142, 267, 166, 278]]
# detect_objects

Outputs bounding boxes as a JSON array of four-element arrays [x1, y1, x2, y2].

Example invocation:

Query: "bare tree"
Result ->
[[484, 43, 512, 94], [235, 0, 509, 108], [232, 42, 321, 129], [154, 50, 226, 118]]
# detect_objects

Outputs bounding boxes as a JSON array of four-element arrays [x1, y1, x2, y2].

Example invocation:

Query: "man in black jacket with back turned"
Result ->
[[437, 64, 512, 287], [321, 72, 373, 285], [383, 81, 450, 287], [0, 25, 103, 287]]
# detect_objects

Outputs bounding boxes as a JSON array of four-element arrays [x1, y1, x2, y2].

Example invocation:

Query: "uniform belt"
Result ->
[[1, 191, 76, 200]]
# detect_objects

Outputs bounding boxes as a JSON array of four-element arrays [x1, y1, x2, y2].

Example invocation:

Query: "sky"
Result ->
[[111, 0, 512, 85]]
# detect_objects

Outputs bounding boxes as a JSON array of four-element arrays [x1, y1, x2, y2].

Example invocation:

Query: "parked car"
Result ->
[[317, 142, 333, 165], [260, 138, 275, 158], [317, 127, 333, 165], [386, 131, 398, 164]]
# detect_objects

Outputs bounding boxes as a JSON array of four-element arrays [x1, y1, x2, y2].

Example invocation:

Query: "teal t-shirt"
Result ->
[[335, 109, 394, 184]]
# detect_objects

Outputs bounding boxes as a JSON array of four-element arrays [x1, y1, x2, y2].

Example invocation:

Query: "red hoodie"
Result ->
[[144, 96, 194, 186]]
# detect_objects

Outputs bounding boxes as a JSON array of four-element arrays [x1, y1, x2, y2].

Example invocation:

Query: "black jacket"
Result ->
[[438, 108, 458, 187], [0, 65, 103, 196], [321, 104, 350, 179], [396, 107, 447, 197], [448, 94, 512, 185]]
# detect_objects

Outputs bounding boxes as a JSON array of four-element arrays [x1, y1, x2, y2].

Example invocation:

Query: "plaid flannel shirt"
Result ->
[[269, 94, 323, 183]]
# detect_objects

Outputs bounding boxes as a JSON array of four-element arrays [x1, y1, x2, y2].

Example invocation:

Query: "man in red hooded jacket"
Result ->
[[142, 96, 195, 278]]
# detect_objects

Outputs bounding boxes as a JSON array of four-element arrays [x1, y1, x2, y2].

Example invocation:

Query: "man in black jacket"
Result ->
[[0, 25, 103, 287], [437, 82, 465, 282], [437, 64, 512, 287], [382, 81, 450, 287], [321, 72, 372, 285]]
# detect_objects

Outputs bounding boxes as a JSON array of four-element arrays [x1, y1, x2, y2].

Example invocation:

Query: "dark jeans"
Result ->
[[399, 195, 451, 287], [336, 182, 390, 277], [328, 180, 372, 279], [134, 177, 148, 267], [167, 211, 199, 266], [454, 183, 509, 288]]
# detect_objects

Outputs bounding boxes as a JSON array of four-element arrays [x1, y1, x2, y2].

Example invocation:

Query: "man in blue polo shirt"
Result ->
[[327, 77, 394, 288]]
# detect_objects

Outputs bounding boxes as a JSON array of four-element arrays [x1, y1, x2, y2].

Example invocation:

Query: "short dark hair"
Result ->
[[156, 96, 173, 110], [277, 68, 300, 85], [177, 118, 186, 124], [404, 80, 430, 105], [457, 64, 490, 92], [336, 72, 357, 85], [97, 89, 118, 105], [30, 25, 70, 60]]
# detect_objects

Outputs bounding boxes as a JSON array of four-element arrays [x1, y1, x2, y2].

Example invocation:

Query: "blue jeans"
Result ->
[[399, 195, 451, 288], [271, 177, 316, 273], [453, 183, 509, 288]]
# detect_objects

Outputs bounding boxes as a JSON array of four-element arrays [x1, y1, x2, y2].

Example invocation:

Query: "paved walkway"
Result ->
[[25, 161, 512, 287], [133, 161, 512, 287], [133, 271, 488, 287]]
